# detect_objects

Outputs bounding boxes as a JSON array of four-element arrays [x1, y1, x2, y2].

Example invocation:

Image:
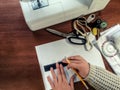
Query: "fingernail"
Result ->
[[70, 57, 73, 59], [47, 76, 50, 79], [60, 64, 63, 68], [72, 74, 76, 79], [67, 65, 70, 70], [62, 60, 65, 62], [50, 67, 53, 70]]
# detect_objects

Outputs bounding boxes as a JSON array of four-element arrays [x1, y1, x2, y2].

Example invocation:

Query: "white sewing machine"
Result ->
[[20, 0, 110, 31]]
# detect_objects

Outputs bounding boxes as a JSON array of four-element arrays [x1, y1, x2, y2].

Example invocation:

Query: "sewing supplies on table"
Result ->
[[46, 14, 108, 51], [66, 57, 89, 90], [88, 18, 108, 40], [46, 14, 98, 51], [101, 41, 118, 57], [46, 28, 87, 45], [97, 24, 120, 75], [92, 27, 100, 40], [89, 18, 108, 29], [92, 27, 98, 36], [72, 14, 96, 51]]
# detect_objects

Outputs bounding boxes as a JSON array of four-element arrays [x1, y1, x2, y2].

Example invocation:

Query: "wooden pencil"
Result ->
[[66, 58, 89, 90]]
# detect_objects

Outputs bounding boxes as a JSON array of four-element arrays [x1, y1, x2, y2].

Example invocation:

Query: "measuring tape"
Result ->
[[101, 41, 118, 57]]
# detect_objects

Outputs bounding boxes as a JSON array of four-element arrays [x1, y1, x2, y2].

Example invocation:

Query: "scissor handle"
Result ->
[[67, 36, 86, 45]]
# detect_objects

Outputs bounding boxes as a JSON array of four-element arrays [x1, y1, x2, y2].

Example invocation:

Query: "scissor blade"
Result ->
[[46, 28, 68, 37]]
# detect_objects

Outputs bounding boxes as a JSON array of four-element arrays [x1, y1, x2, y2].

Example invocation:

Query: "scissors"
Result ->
[[72, 14, 96, 51], [46, 28, 86, 45]]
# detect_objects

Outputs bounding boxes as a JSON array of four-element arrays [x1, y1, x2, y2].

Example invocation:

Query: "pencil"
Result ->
[[66, 58, 89, 90]]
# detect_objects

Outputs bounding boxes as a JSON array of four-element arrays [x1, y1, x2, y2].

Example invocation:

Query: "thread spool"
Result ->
[[91, 19, 108, 29], [91, 19, 102, 28], [100, 21, 108, 29], [92, 27, 98, 36]]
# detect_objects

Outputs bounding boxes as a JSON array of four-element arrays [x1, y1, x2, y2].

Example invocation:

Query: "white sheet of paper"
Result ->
[[35, 33, 105, 90]]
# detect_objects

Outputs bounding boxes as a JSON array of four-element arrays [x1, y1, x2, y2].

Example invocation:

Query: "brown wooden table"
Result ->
[[0, 0, 120, 90]]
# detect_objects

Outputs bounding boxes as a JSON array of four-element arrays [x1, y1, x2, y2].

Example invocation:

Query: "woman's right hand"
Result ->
[[62, 55, 90, 78]]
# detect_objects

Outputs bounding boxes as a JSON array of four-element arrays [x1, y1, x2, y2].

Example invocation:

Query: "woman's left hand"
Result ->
[[47, 63, 74, 90]]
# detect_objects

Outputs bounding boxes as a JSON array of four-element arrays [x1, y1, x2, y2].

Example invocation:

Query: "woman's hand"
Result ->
[[47, 63, 74, 90], [63, 55, 90, 78]]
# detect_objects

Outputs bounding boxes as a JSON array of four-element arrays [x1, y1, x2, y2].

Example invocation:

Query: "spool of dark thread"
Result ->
[[93, 19, 102, 28]]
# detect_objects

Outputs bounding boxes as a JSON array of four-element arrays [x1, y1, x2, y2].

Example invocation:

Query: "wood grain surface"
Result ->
[[0, 0, 120, 90]]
